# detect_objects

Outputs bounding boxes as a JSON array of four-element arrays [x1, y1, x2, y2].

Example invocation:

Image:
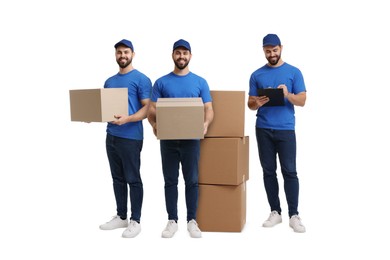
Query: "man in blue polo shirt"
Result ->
[[99, 39, 152, 238], [148, 39, 214, 238], [248, 34, 307, 233]]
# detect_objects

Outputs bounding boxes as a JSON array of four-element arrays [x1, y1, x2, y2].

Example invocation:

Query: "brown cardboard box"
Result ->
[[156, 98, 204, 140], [199, 136, 249, 185], [205, 91, 245, 137], [197, 182, 246, 232], [69, 88, 128, 122]]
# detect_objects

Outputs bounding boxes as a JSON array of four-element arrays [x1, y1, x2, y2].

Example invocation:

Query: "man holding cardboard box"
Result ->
[[99, 39, 152, 238], [248, 34, 307, 233], [147, 39, 214, 238]]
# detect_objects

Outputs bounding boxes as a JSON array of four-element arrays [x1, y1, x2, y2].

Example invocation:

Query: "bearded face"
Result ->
[[263, 45, 282, 66], [116, 56, 133, 69], [115, 46, 133, 69], [174, 57, 190, 70], [266, 53, 280, 66], [172, 48, 191, 70]]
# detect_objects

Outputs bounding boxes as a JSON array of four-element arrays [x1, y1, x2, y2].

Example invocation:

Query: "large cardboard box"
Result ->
[[156, 98, 204, 140], [197, 182, 246, 232], [205, 91, 245, 137], [69, 88, 128, 122], [199, 136, 249, 185]]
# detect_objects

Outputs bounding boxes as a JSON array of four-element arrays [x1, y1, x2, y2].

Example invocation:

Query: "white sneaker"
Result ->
[[262, 210, 282, 227], [99, 216, 128, 230], [289, 215, 306, 233], [122, 220, 141, 238], [161, 220, 178, 238], [187, 219, 202, 238]]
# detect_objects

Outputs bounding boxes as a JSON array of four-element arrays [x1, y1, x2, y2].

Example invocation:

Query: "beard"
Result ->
[[174, 58, 189, 70], [116, 57, 132, 69], [267, 55, 280, 66]]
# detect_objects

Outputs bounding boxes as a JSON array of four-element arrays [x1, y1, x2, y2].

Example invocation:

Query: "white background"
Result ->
[[1, 0, 389, 259]]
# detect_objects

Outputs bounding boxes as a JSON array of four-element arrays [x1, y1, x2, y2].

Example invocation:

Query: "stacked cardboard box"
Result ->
[[197, 91, 249, 232]]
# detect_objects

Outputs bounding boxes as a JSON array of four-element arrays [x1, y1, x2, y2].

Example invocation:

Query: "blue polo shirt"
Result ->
[[104, 69, 152, 140], [249, 62, 306, 130]]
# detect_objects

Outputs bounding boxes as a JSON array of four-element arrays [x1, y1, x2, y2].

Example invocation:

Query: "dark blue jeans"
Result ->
[[106, 133, 143, 222], [256, 128, 300, 217], [160, 140, 200, 222]]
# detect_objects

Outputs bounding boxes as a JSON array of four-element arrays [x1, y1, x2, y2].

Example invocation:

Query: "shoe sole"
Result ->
[[161, 232, 176, 238], [289, 224, 306, 233], [122, 230, 141, 238], [188, 233, 202, 238], [99, 224, 128, 230], [262, 221, 282, 228]]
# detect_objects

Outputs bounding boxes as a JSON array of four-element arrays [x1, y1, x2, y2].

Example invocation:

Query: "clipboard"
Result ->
[[257, 88, 285, 106]]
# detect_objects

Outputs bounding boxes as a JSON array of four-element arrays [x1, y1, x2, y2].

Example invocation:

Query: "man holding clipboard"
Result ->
[[248, 34, 307, 233], [256, 88, 285, 107]]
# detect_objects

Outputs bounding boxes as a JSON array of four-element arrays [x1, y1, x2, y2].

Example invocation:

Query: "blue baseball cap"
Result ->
[[114, 39, 134, 51], [263, 34, 281, 47], [173, 39, 191, 52]]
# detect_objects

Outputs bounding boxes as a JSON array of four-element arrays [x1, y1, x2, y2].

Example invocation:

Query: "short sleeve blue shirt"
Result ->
[[104, 69, 152, 140], [249, 62, 306, 130], [151, 72, 212, 103]]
